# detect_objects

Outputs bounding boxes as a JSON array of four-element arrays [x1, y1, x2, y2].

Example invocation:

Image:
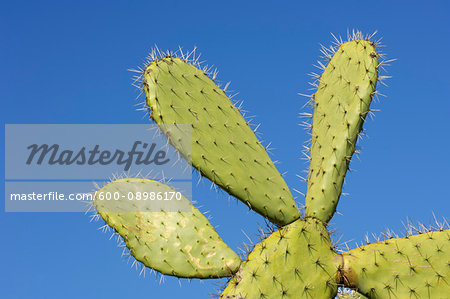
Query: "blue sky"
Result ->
[[1, 1, 449, 298]]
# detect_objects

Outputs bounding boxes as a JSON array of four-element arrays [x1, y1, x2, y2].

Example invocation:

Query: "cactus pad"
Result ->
[[340, 229, 450, 298], [143, 56, 299, 225], [305, 40, 379, 223], [220, 218, 339, 298], [94, 178, 241, 278]]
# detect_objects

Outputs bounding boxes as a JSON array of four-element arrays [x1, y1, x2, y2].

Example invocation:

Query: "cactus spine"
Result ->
[[93, 32, 450, 298]]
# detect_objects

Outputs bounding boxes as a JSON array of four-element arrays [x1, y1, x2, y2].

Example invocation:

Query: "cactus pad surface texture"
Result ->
[[93, 32, 449, 298], [95, 178, 241, 278], [143, 55, 299, 226]]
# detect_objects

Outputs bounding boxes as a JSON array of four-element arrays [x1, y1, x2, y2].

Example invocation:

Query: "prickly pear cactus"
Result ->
[[93, 32, 449, 298]]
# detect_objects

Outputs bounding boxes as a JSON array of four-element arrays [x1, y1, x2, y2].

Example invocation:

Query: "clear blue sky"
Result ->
[[1, 1, 449, 298]]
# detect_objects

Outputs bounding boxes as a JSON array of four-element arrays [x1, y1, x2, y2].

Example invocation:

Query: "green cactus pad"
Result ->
[[305, 40, 379, 223], [94, 178, 241, 278], [220, 218, 339, 298], [340, 229, 450, 298], [143, 56, 299, 225]]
